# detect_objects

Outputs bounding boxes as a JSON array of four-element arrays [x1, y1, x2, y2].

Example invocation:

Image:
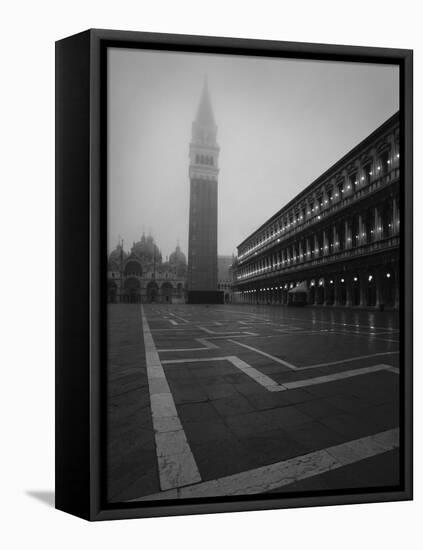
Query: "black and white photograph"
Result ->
[[106, 47, 403, 504]]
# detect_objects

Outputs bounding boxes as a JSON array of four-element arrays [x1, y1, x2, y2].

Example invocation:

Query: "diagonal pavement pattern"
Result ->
[[107, 303, 400, 503]]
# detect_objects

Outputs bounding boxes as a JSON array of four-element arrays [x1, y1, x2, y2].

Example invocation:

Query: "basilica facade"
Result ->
[[233, 112, 400, 309], [107, 234, 187, 303]]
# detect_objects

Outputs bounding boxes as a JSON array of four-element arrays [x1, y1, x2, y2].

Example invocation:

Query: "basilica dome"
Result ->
[[108, 243, 127, 271], [131, 234, 162, 264], [169, 244, 187, 276], [169, 244, 186, 266]]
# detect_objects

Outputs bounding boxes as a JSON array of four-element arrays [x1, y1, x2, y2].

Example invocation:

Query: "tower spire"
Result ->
[[195, 76, 216, 127]]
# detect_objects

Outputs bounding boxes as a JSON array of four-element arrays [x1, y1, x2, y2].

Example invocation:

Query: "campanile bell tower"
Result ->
[[187, 78, 220, 301]]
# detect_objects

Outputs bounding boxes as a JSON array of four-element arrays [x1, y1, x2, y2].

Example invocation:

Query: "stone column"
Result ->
[[359, 270, 368, 307], [334, 278, 342, 306], [358, 215, 365, 246], [314, 234, 319, 258], [393, 264, 400, 309], [333, 225, 339, 253], [374, 207, 381, 241], [323, 230, 329, 256], [392, 197, 400, 236], [345, 219, 352, 249], [345, 274, 353, 307], [375, 267, 384, 308]]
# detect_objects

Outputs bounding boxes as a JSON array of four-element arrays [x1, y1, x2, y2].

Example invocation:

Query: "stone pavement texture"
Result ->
[[107, 303, 400, 502]]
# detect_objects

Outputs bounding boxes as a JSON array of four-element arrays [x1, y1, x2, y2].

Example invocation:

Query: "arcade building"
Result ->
[[107, 234, 187, 303], [233, 112, 400, 309]]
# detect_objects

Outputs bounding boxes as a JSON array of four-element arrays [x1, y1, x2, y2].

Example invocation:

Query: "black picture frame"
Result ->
[[55, 28, 413, 521]]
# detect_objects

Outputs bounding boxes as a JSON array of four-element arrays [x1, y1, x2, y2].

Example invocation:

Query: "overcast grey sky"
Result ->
[[108, 48, 398, 259]]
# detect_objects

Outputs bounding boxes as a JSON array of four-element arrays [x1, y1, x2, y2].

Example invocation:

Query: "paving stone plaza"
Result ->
[[107, 303, 400, 503]]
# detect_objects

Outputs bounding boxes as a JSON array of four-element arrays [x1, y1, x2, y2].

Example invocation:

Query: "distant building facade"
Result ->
[[107, 234, 187, 303], [218, 255, 234, 303], [234, 113, 400, 309], [187, 79, 219, 297]]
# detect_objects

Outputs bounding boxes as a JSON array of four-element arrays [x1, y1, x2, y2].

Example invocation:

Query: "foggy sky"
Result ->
[[107, 48, 398, 259]]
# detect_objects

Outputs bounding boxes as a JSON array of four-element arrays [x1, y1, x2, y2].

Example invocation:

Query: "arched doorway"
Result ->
[[309, 281, 316, 305], [339, 277, 347, 305], [316, 279, 325, 305], [146, 281, 159, 303], [124, 277, 141, 303], [352, 275, 360, 306], [161, 282, 173, 304], [383, 269, 395, 307], [124, 260, 142, 277], [367, 273, 376, 306], [326, 278, 335, 305]]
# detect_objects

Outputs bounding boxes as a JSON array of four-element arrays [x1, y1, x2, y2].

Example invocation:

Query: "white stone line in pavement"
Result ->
[[168, 313, 190, 323], [151, 328, 202, 332], [162, 356, 230, 364], [128, 428, 399, 501], [169, 319, 178, 326], [268, 364, 399, 392], [198, 326, 257, 336], [162, 355, 398, 392], [157, 338, 218, 353], [226, 356, 281, 390], [227, 339, 298, 370], [141, 305, 201, 491], [300, 351, 400, 370], [228, 339, 399, 371]]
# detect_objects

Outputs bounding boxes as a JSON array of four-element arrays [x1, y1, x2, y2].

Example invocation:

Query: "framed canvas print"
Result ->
[[55, 29, 413, 521]]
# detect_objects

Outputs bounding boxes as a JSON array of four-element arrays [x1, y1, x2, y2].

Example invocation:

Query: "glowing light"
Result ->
[[341, 278, 345, 283], [330, 280, 334, 284], [368, 275, 373, 282], [353, 277, 358, 282], [386, 273, 391, 278]]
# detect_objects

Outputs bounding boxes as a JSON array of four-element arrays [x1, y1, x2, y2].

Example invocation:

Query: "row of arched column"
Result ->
[[235, 264, 399, 309], [108, 279, 185, 304]]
